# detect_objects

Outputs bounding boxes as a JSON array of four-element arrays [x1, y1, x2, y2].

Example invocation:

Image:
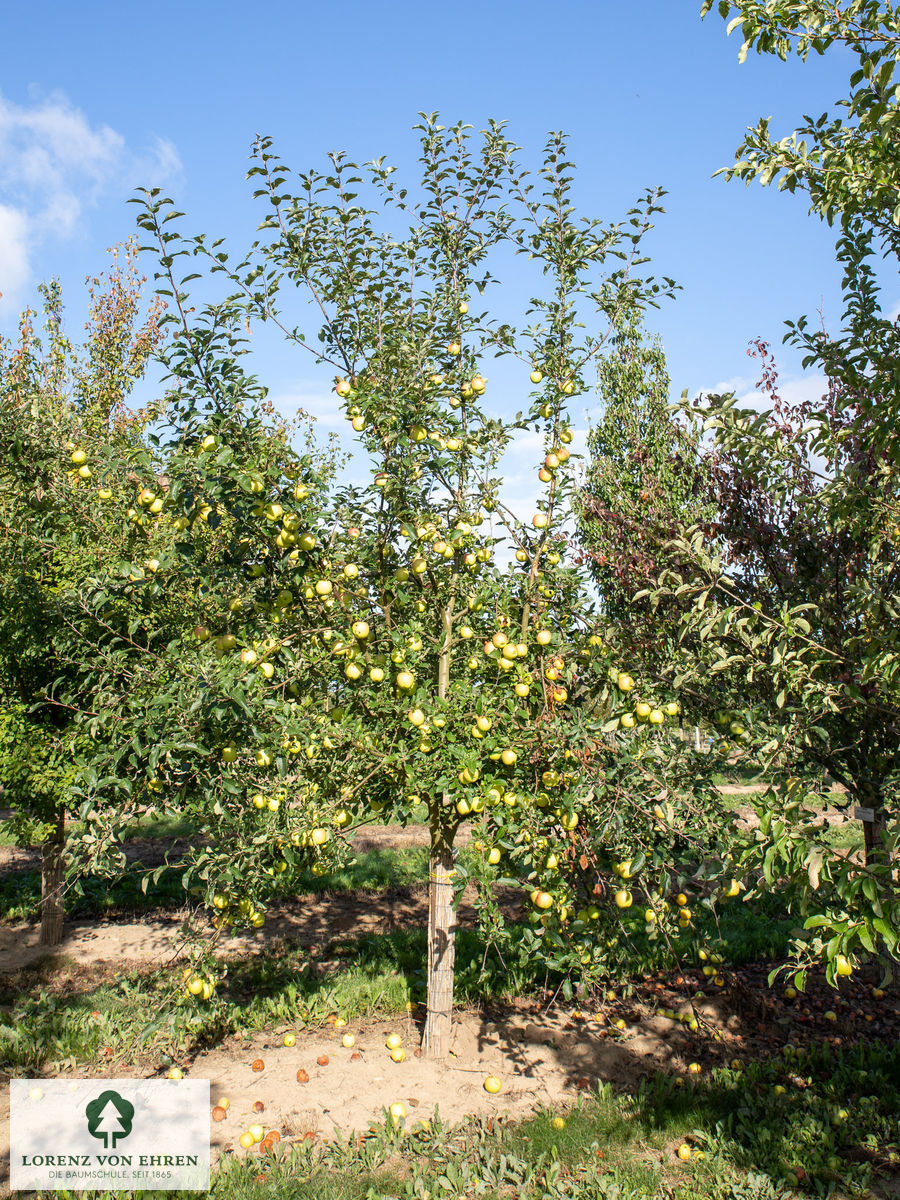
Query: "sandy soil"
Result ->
[[193, 1002, 706, 1155], [0, 987, 757, 1178]]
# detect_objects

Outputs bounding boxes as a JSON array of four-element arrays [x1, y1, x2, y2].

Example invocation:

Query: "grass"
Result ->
[[819, 819, 864, 853], [0, 863, 189, 922], [0, 923, 540, 1076], [0, 820, 20, 848], [119, 810, 199, 840], [0, 809, 197, 848], [295, 846, 430, 895], [25, 1041, 900, 1199]]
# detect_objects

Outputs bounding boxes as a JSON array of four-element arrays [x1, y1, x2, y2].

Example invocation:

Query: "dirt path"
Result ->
[[0, 873, 517, 976], [169, 1001, 714, 1155]]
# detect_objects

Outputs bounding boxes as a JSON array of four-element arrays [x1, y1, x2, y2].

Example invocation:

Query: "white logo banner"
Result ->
[[11, 1079, 210, 1191]]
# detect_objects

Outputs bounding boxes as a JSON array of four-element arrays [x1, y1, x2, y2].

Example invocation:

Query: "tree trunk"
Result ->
[[423, 826, 457, 1057], [422, 597, 457, 1058], [39, 804, 66, 946], [862, 807, 890, 872], [856, 783, 898, 886]]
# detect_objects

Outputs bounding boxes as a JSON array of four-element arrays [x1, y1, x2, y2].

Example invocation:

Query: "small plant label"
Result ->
[[11, 1079, 210, 1191]]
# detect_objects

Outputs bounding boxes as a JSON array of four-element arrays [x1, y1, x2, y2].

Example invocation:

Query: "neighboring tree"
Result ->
[[573, 315, 719, 762], [0, 245, 346, 969], [575, 312, 711, 623], [123, 118, 735, 1056], [622, 3, 900, 984], [0, 246, 165, 943], [645, 342, 900, 981], [53, 288, 345, 957]]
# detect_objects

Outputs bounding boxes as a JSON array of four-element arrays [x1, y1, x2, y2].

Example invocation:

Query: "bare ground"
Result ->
[[0, 997, 772, 1185]]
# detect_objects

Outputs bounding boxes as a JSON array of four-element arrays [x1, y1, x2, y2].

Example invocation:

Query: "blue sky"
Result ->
[[0, 1, 874, 508]]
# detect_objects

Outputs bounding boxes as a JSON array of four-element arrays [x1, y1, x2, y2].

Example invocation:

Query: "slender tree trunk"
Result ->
[[39, 803, 66, 946], [862, 811, 881, 867], [423, 825, 457, 1057], [423, 600, 457, 1058]]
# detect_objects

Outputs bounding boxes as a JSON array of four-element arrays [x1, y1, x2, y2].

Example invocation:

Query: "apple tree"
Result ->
[[0, 243, 344, 965], [54, 261, 351, 983], [0, 246, 167, 943], [129, 117, 744, 1053]]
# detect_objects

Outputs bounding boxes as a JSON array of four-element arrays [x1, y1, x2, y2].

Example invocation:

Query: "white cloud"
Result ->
[[268, 386, 345, 429], [690, 372, 829, 414], [734, 373, 829, 412], [0, 90, 180, 314], [699, 374, 759, 399], [0, 204, 29, 304]]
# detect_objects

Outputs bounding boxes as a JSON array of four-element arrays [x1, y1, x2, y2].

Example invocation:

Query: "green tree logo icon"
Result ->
[[85, 1090, 135, 1149]]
